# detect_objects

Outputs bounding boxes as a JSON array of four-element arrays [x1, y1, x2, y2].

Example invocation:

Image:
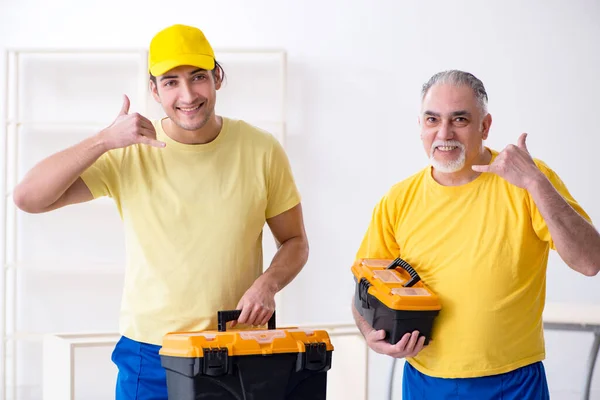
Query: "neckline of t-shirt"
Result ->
[[156, 116, 230, 152]]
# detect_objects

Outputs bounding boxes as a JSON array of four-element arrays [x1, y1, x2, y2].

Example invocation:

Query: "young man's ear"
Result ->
[[150, 79, 160, 103], [213, 68, 223, 90]]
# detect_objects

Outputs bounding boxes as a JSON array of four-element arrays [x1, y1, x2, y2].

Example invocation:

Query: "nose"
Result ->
[[179, 81, 197, 104], [437, 120, 453, 140]]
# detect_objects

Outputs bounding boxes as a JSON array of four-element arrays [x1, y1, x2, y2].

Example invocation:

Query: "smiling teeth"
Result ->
[[180, 105, 200, 111], [437, 146, 457, 151]]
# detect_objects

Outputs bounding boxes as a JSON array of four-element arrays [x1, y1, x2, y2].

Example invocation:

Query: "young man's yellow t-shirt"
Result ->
[[81, 117, 301, 345]]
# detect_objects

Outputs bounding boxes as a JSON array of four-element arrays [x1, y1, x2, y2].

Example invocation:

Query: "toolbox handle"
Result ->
[[217, 310, 277, 332], [386, 257, 421, 287]]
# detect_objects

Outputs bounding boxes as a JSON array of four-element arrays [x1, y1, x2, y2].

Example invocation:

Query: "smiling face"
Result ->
[[150, 65, 222, 132], [419, 83, 491, 174]]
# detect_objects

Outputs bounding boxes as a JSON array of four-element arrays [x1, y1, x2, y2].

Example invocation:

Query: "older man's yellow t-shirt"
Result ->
[[81, 117, 300, 345], [356, 149, 590, 378]]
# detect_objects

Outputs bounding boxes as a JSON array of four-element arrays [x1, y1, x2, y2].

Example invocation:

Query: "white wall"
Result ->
[[1, 0, 599, 398]]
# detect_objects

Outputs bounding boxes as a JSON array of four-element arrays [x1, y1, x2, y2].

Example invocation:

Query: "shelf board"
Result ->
[[4, 262, 124, 274], [6, 120, 108, 129], [4, 332, 121, 342], [7, 47, 284, 55], [7, 47, 147, 54], [3, 332, 44, 341]]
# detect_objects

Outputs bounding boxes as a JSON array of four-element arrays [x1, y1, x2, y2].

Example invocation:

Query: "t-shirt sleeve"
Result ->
[[355, 193, 400, 260], [79, 150, 122, 200], [265, 139, 301, 219], [529, 160, 592, 250]]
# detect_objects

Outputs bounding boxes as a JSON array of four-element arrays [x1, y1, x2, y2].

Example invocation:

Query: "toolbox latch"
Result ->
[[302, 343, 328, 371], [358, 278, 371, 309], [202, 348, 229, 377]]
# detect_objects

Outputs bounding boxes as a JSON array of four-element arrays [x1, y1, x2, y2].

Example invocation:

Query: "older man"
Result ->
[[353, 70, 599, 399]]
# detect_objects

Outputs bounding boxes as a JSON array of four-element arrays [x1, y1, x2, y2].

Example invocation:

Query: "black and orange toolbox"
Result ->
[[352, 257, 442, 344], [159, 310, 334, 399]]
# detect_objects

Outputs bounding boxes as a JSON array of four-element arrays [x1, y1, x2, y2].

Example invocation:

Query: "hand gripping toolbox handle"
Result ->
[[217, 310, 277, 332], [386, 257, 421, 287]]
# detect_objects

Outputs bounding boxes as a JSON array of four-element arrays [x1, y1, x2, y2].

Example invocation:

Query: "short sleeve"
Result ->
[[529, 160, 592, 250], [79, 150, 123, 200], [265, 139, 301, 219], [355, 193, 400, 260]]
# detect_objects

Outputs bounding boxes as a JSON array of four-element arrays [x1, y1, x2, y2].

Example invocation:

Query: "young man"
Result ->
[[13, 24, 309, 399], [352, 70, 600, 399]]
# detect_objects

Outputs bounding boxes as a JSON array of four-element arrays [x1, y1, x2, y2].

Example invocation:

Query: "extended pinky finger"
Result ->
[[138, 136, 166, 148], [140, 126, 159, 139]]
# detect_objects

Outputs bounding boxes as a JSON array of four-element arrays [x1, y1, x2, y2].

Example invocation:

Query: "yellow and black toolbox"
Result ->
[[352, 257, 442, 345], [160, 310, 334, 400]]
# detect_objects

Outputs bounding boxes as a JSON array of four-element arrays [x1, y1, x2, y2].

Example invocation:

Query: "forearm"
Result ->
[[13, 132, 108, 212], [255, 235, 309, 294], [352, 297, 372, 338], [528, 176, 600, 276]]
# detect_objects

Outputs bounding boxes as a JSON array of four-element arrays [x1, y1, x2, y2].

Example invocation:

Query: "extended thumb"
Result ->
[[119, 94, 130, 115]]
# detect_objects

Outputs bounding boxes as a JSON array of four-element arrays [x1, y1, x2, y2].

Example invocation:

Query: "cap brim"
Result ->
[[150, 54, 215, 76]]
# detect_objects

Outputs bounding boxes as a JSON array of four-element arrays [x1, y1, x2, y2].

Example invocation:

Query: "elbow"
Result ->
[[562, 251, 600, 277], [576, 261, 600, 277], [299, 236, 309, 266], [12, 185, 29, 211], [12, 184, 43, 214], [303, 236, 309, 257]]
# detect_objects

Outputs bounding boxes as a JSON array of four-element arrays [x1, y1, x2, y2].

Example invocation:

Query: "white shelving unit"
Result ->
[[1, 47, 287, 400]]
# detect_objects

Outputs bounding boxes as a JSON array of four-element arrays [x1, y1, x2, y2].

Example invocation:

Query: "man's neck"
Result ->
[[164, 115, 223, 145], [432, 148, 492, 186]]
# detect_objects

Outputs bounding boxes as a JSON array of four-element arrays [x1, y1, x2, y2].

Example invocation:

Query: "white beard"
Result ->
[[429, 140, 466, 173]]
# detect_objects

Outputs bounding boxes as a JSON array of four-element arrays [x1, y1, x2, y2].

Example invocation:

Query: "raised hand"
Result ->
[[472, 133, 544, 190], [100, 95, 166, 150]]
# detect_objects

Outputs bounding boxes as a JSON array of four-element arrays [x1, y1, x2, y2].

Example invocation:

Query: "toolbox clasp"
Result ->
[[202, 348, 229, 377]]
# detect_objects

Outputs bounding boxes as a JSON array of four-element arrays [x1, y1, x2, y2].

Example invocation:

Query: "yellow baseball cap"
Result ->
[[148, 24, 215, 77]]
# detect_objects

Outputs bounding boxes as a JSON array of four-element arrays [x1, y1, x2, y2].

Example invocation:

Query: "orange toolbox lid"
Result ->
[[351, 258, 442, 312], [160, 310, 334, 359]]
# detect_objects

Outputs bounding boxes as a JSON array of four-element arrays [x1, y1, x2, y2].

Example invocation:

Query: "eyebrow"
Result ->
[[423, 110, 472, 118], [159, 68, 207, 82]]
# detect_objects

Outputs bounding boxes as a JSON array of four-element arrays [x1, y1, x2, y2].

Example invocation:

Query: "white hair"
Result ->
[[422, 70, 489, 115]]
